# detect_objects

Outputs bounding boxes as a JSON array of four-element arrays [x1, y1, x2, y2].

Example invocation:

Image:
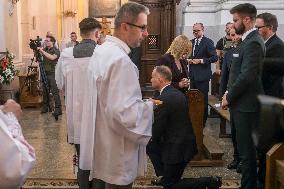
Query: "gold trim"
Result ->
[[56, 0, 62, 41], [78, 0, 84, 22]]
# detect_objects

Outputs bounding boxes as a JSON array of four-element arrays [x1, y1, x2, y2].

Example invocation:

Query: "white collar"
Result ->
[[265, 33, 275, 44], [196, 36, 203, 43], [106, 35, 131, 54], [242, 28, 257, 41], [160, 84, 171, 95]]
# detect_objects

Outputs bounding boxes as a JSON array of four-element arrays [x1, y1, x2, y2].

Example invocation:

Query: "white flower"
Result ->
[[0, 76, 4, 83]]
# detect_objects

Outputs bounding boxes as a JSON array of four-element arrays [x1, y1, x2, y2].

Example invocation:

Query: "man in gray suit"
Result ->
[[221, 3, 265, 189]]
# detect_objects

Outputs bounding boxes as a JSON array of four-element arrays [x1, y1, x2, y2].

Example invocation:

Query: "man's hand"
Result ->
[[37, 47, 44, 52], [221, 94, 228, 110], [179, 78, 189, 88], [188, 59, 202, 64], [1, 99, 23, 119], [215, 69, 221, 75]]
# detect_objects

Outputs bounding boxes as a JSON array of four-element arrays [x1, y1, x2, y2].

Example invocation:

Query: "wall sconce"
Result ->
[[63, 10, 77, 18], [9, 0, 20, 16]]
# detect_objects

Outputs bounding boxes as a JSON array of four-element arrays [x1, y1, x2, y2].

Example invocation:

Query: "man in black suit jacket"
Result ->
[[255, 12, 284, 189], [188, 23, 218, 126], [147, 65, 197, 189], [256, 13, 284, 98], [222, 3, 265, 189]]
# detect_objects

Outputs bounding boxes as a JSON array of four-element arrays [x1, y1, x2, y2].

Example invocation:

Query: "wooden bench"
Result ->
[[188, 90, 224, 167], [208, 95, 231, 138], [265, 143, 284, 189]]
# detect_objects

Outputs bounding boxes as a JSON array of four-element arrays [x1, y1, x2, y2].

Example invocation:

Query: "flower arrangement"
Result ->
[[0, 50, 19, 85]]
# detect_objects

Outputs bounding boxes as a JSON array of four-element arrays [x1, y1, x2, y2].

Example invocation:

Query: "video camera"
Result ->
[[29, 36, 42, 51]]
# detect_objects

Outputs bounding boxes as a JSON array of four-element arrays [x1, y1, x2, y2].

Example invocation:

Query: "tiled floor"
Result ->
[[21, 108, 240, 181]]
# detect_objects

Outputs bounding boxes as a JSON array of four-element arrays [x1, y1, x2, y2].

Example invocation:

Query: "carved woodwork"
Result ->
[[266, 143, 284, 189], [19, 66, 42, 108], [188, 89, 204, 160], [132, 0, 177, 87], [187, 89, 224, 166]]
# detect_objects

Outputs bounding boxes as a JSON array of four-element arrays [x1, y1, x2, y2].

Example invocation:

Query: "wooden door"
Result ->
[[132, 0, 177, 87]]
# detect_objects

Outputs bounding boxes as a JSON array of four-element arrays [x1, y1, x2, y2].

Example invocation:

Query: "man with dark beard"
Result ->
[[221, 3, 265, 189]]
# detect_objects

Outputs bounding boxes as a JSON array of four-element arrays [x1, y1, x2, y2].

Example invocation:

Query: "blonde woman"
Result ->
[[156, 35, 192, 93]]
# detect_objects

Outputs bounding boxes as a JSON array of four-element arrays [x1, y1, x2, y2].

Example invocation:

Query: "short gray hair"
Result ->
[[114, 2, 150, 29], [154, 66, 172, 82]]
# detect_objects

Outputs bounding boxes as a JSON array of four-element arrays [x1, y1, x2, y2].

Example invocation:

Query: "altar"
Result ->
[[18, 65, 42, 108]]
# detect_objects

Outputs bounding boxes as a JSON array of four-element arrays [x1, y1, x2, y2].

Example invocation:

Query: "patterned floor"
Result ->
[[20, 108, 241, 189], [23, 178, 240, 189]]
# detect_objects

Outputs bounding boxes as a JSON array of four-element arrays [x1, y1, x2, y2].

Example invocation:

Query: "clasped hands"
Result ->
[[0, 99, 23, 119], [187, 59, 202, 64], [179, 78, 189, 88]]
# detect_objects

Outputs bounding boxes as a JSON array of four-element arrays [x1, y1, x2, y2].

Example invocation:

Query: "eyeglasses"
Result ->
[[126, 22, 147, 32], [193, 30, 201, 33], [255, 25, 269, 30]]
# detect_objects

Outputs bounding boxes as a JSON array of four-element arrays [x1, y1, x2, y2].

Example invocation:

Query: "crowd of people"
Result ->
[[0, 1, 283, 189]]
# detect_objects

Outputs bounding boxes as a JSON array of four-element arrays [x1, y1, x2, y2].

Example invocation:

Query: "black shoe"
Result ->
[[206, 176, 222, 189], [151, 179, 163, 186], [227, 159, 240, 169], [236, 162, 242, 173], [41, 108, 48, 114]]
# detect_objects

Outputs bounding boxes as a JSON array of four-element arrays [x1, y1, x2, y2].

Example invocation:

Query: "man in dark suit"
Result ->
[[221, 3, 265, 189], [147, 65, 197, 189], [255, 12, 284, 189], [188, 23, 218, 126], [256, 13, 284, 98]]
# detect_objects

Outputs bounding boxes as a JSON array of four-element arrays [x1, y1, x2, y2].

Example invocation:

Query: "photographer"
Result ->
[[37, 35, 62, 118]]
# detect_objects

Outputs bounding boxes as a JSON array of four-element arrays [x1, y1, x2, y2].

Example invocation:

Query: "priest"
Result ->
[[79, 2, 153, 189]]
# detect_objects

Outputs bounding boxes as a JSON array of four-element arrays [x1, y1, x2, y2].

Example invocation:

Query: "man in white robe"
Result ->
[[79, 2, 153, 189], [55, 18, 102, 189], [0, 99, 35, 189]]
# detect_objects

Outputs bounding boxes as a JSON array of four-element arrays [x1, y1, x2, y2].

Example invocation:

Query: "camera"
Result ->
[[29, 36, 42, 51]]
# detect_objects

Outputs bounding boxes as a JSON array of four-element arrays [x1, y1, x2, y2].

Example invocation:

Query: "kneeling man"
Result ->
[[147, 65, 197, 189]]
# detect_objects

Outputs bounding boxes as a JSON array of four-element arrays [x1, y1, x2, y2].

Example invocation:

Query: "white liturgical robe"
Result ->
[[79, 36, 153, 185], [0, 110, 35, 189], [55, 47, 93, 144]]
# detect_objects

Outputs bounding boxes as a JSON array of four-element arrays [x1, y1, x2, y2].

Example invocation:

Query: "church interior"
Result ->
[[0, 0, 284, 189]]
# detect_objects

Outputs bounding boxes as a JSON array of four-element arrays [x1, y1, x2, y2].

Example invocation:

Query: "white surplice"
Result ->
[[79, 36, 153, 185], [0, 110, 35, 189], [55, 47, 94, 144]]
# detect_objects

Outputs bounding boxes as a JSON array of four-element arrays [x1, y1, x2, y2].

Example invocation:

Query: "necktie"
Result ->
[[193, 39, 199, 56]]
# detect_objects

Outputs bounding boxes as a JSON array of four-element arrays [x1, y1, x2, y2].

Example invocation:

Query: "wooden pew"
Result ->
[[265, 143, 284, 189], [188, 90, 224, 166], [208, 95, 231, 138]]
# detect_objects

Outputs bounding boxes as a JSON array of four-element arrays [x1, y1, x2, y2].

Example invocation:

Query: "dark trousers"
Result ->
[[231, 110, 257, 189], [42, 72, 61, 112], [229, 110, 240, 162], [146, 140, 187, 189], [257, 151, 266, 189], [75, 144, 92, 189], [190, 80, 209, 126]]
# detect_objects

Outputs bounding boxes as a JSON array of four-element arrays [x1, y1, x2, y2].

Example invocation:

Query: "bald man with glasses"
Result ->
[[188, 23, 218, 127]]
